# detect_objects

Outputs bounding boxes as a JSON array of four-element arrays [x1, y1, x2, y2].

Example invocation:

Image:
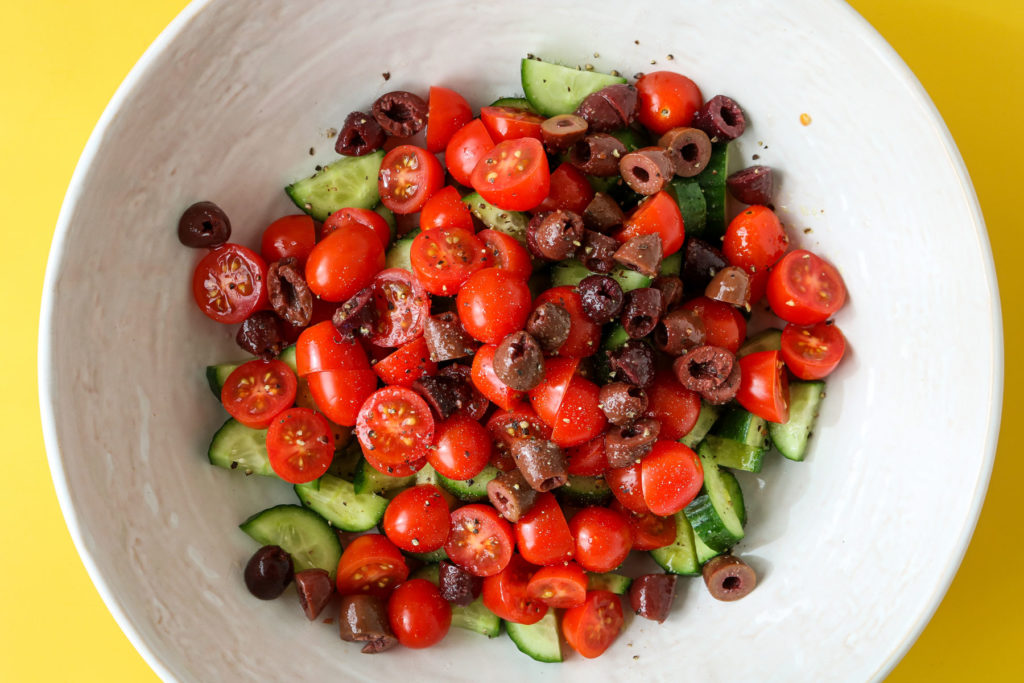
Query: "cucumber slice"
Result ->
[[294, 474, 388, 532], [699, 435, 764, 473], [462, 192, 530, 244], [205, 362, 242, 397], [601, 324, 631, 352], [405, 546, 449, 563], [549, 259, 651, 292], [649, 511, 700, 576], [587, 572, 633, 594], [207, 418, 274, 476], [276, 344, 298, 374], [490, 96, 534, 111], [769, 380, 826, 461], [694, 532, 722, 565], [506, 611, 562, 663], [384, 232, 417, 272], [411, 564, 501, 637], [669, 178, 708, 239], [352, 458, 416, 495], [722, 466, 747, 527], [436, 465, 501, 502], [239, 504, 343, 578], [738, 328, 783, 358], [326, 441, 363, 481], [285, 150, 384, 221], [415, 463, 443, 486], [695, 143, 729, 238], [555, 475, 611, 506], [712, 406, 770, 450], [373, 203, 397, 243], [679, 402, 722, 449], [659, 251, 683, 276], [521, 58, 626, 117], [684, 453, 745, 552]]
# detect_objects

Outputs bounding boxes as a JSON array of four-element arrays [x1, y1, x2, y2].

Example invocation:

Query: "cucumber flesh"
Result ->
[[276, 345, 298, 374], [587, 572, 633, 595], [436, 465, 501, 502], [462, 192, 530, 245], [684, 452, 745, 552], [670, 178, 708, 239], [694, 532, 722, 565], [738, 328, 783, 358], [695, 143, 729, 238], [713, 406, 771, 449], [239, 504, 343, 578], [353, 458, 415, 495], [294, 474, 388, 532], [505, 611, 562, 663], [679, 402, 722, 449], [549, 259, 651, 292], [699, 435, 764, 473], [659, 251, 683, 276], [555, 475, 612, 506], [405, 547, 449, 563], [411, 564, 501, 637], [207, 418, 274, 476], [521, 58, 626, 117], [649, 511, 700, 576], [327, 442, 363, 481], [385, 230, 418, 272], [373, 203, 397, 243], [769, 380, 826, 461], [285, 150, 384, 221], [205, 362, 242, 397]]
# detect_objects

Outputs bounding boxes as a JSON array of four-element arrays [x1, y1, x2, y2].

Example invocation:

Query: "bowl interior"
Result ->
[[41, 0, 999, 680]]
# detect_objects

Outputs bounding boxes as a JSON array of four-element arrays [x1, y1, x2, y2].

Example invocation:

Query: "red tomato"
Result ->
[[426, 86, 473, 153], [336, 534, 409, 597], [372, 337, 436, 387], [322, 207, 391, 250], [366, 268, 430, 348], [364, 451, 428, 478], [681, 296, 747, 353], [514, 493, 574, 566], [306, 368, 378, 427], [569, 506, 632, 573], [723, 205, 788, 272], [635, 71, 703, 135], [429, 414, 493, 480], [562, 590, 624, 659], [532, 286, 601, 358], [456, 267, 532, 344], [615, 191, 685, 256], [605, 462, 649, 514], [305, 223, 385, 302], [438, 363, 490, 421], [482, 554, 548, 625], [445, 119, 495, 187], [221, 359, 297, 429], [611, 500, 677, 551], [471, 137, 550, 212], [566, 437, 608, 476], [477, 228, 533, 280], [486, 408, 552, 472], [410, 227, 490, 296], [737, 350, 790, 423], [533, 164, 595, 216], [378, 145, 445, 215], [445, 504, 515, 577], [266, 407, 334, 484], [192, 244, 268, 324], [526, 562, 588, 609], [388, 579, 451, 649], [644, 370, 702, 441], [356, 387, 436, 465], [260, 215, 316, 266], [479, 106, 546, 142], [527, 357, 580, 427], [382, 484, 451, 553], [780, 321, 846, 380], [748, 267, 771, 305], [767, 249, 848, 324], [551, 376, 608, 448], [296, 321, 371, 376], [641, 441, 704, 516], [471, 345, 528, 411], [418, 185, 474, 231]]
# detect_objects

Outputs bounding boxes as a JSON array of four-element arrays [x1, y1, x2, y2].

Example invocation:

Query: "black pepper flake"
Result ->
[[382, 72, 391, 81], [308, 147, 315, 156], [752, 154, 760, 160]]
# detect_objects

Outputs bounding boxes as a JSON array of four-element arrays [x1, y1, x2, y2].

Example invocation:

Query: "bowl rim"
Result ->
[[38, 0, 1003, 680]]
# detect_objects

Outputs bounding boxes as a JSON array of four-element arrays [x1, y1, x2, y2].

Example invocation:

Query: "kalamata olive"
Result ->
[[583, 193, 625, 234], [371, 91, 428, 137], [619, 147, 676, 195], [527, 210, 585, 261], [692, 95, 746, 142], [492, 331, 545, 391], [295, 568, 334, 620], [336, 111, 387, 156], [577, 274, 624, 324], [575, 84, 639, 133], [236, 310, 287, 359], [569, 133, 628, 177], [726, 165, 775, 205], [244, 545, 294, 600], [438, 560, 483, 606], [267, 257, 314, 327], [332, 287, 375, 338], [654, 308, 706, 355], [614, 233, 663, 278], [411, 375, 463, 421], [604, 417, 660, 468], [510, 438, 568, 492], [630, 574, 677, 623], [607, 340, 656, 388], [705, 266, 751, 307], [682, 238, 728, 294], [541, 114, 589, 152], [578, 230, 619, 274], [487, 468, 539, 523], [599, 382, 648, 426], [178, 200, 231, 248], [652, 275, 684, 314], [621, 287, 663, 339], [657, 127, 712, 177], [702, 554, 757, 601], [525, 302, 572, 354], [673, 344, 741, 404]]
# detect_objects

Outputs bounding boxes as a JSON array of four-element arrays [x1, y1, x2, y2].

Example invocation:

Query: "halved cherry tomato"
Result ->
[[305, 223, 385, 302], [681, 296, 747, 353], [363, 451, 428, 478], [471, 345, 528, 412], [486, 408, 552, 471], [192, 244, 268, 324], [356, 387, 436, 465], [479, 105, 546, 142], [566, 437, 608, 476], [372, 336, 436, 387], [527, 357, 580, 427], [221, 359, 297, 429], [551, 376, 608, 448], [378, 144, 445, 215], [266, 407, 334, 484], [322, 207, 391, 250], [260, 215, 316, 266], [562, 590, 624, 659], [532, 286, 601, 358], [610, 500, 677, 551], [438, 363, 490, 420], [456, 267, 532, 344], [418, 185, 474, 231], [723, 205, 788, 272], [428, 414, 493, 480], [644, 370, 702, 441], [445, 119, 494, 187], [748, 267, 771, 305], [470, 137, 550, 212], [569, 506, 632, 573], [514, 493, 574, 566], [635, 71, 703, 135], [482, 554, 548, 625], [526, 562, 588, 609], [296, 320, 371, 376], [605, 462, 649, 514], [445, 504, 515, 577], [382, 484, 451, 553], [336, 534, 409, 597], [641, 441, 704, 516], [366, 268, 430, 348], [533, 163, 595, 216], [306, 368, 378, 427], [737, 350, 790, 423], [767, 249, 847, 324], [426, 85, 473, 153], [780, 321, 846, 380], [410, 227, 490, 296], [388, 578, 452, 649], [477, 228, 533, 281], [615, 190, 685, 256]]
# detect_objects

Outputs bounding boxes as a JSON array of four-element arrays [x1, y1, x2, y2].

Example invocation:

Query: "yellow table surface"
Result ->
[[2, 0, 1019, 680]]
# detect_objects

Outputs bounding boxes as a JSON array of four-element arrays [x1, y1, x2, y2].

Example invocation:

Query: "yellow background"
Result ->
[[1, 0, 1019, 680]]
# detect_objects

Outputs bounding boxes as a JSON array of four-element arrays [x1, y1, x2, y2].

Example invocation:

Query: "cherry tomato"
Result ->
[[260, 215, 316, 266], [366, 268, 430, 348], [306, 368, 378, 427], [418, 185, 474, 231], [382, 484, 451, 553], [737, 350, 790, 423], [641, 441, 704, 516], [471, 345, 528, 411], [526, 562, 588, 609], [635, 71, 703, 135], [378, 144, 445, 215], [533, 163, 595, 216], [605, 462, 649, 514], [322, 207, 391, 250], [471, 137, 550, 212], [410, 227, 490, 296], [305, 223, 385, 302], [723, 205, 788, 272], [644, 370, 701, 441], [569, 506, 632, 573], [748, 267, 771, 305], [445, 119, 495, 187], [387, 578, 452, 648], [266, 407, 334, 484], [566, 437, 608, 476], [372, 337, 436, 387], [477, 228, 533, 281], [364, 451, 428, 478], [563, 590, 624, 659], [438, 363, 490, 421], [479, 105, 546, 142], [426, 85, 473, 153], [615, 190, 685, 256], [428, 414, 493, 480], [527, 357, 580, 427], [296, 320, 371, 376], [681, 296, 747, 353], [445, 504, 515, 577], [780, 321, 846, 380], [551, 375, 608, 448], [532, 286, 601, 358], [486, 408, 552, 472], [221, 359, 297, 429], [767, 249, 848, 325], [610, 500, 677, 551], [514, 493, 574, 566], [356, 387, 436, 465], [336, 534, 409, 597], [482, 554, 548, 625], [192, 244, 268, 324], [456, 267, 532, 344]]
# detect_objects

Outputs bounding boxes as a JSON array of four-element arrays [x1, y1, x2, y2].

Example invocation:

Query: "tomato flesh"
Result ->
[[221, 359, 297, 429], [482, 554, 548, 625], [372, 336, 436, 387], [605, 462, 649, 514], [531, 286, 600, 358], [527, 357, 580, 427], [737, 350, 790, 423], [322, 207, 391, 250], [562, 590, 624, 658], [471, 344, 528, 412], [356, 387, 436, 465], [378, 144, 445, 214], [635, 71, 703, 135], [366, 268, 430, 348], [479, 106, 546, 142], [550, 376, 608, 448], [470, 137, 550, 212], [526, 562, 588, 609], [681, 296, 747, 353], [260, 215, 316, 266], [477, 228, 533, 281], [388, 578, 452, 649], [192, 244, 268, 324], [615, 190, 685, 256], [445, 504, 515, 577], [611, 500, 677, 551], [306, 368, 377, 427], [419, 185, 474, 231], [296, 320, 371, 376], [767, 249, 847, 325], [266, 407, 334, 484], [336, 534, 409, 597], [305, 223, 385, 302], [780, 321, 846, 380], [644, 370, 702, 441], [534, 163, 595, 216], [514, 493, 575, 566], [445, 119, 495, 187], [410, 227, 490, 296]]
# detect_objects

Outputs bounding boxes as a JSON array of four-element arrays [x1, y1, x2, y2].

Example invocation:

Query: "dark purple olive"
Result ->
[[178, 201, 230, 248], [244, 545, 294, 600]]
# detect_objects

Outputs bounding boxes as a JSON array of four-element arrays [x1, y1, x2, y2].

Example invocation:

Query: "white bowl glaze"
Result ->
[[40, 0, 1001, 680]]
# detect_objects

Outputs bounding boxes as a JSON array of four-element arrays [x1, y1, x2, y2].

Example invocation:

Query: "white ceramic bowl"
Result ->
[[40, 0, 1001, 680]]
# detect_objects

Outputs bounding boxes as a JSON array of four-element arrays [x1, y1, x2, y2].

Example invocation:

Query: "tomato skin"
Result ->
[[426, 86, 473, 153], [486, 408, 552, 472], [550, 376, 608, 448], [514, 493, 574, 566], [605, 462, 649, 514], [526, 562, 588, 609], [477, 228, 533, 281], [635, 71, 703, 135], [482, 554, 548, 625], [780, 321, 846, 380], [306, 368, 378, 427], [364, 452, 428, 478], [641, 441, 704, 516], [418, 185, 474, 231], [767, 249, 848, 324], [322, 207, 391, 250], [296, 321, 371, 376], [681, 296, 747, 353], [336, 534, 409, 597], [471, 137, 551, 212], [456, 268, 532, 344], [428, 414, 493, 480], [644, 370, 702, 441], [615, 190, 685, 256], [266, 407, 335, 484], [562, 590, 624, 659], [480, 106, 546, 142], [527, 357, 580, 427], [737, 350, 790, 423], [192, 244, 269, 324], [388, 578, 452, 649], [471, 344, 528, 411], [382, 484, 451, 553], [372, 336, 436, 387], [569, 506, 633, 573], [723, 205, 788, 271], [366, 268, 430, 348], [532, 286, 600, 358], [533, 163, 595, 216], [221, 359, 297, 429], [445, 119, 495, 187], [566, 437, 608, 476], [445, 504, 515, 577], [410, 227, 491, 296], [378, 145, 445, 215], [305, 223, 385, 302], [356, 387, 436, 465], [260, 215, 316, 266], [610, 500, 677, 551]]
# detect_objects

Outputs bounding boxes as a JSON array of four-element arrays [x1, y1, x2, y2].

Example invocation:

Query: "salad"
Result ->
[[180, 56, 848, 661]]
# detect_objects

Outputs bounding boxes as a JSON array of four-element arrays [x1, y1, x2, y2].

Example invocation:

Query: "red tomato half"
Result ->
[[514, 492, 574, 566], [566, 437, 608, 476], [532, 286, 601, 358], [418, 185, 474, 231], [356, 387, 436, 465], [737, 350, 790, 423], [480, 106, 546, 142], [429, 414, 493, 481], [780, 321, 846, 380], [426, 85, 473, 153], [605, 462, 649, 514], [192, 244, 268, 324], [410, 227, 490, 296], [366, 268, 430, 348], [569, 506, 633, 573], [388, 579, 451, 649], [266, 407, 334, 484], [306, 368, 378, 427], [635, 71, 703, 135], [641, 441, 704, 516], [644, 370, 701, 441], [378, 145, 445, 215], [486, 408, 552, 471], [445, 119, 494, 187], [305, 223, 385, 302], [221, 359, 297, 429], [767, 249, 848, 325], [445, 504, 515, 577], [260, 215, 316, 266], [611, 500, 677, 551], [723, 205, 788, 272], [477, 229, 533, 281], [533, 163, 595, 216], [363, 451, 428, 478], [471, 137, 550, 212], [383, 484, 451, 553], [456, 267, 532, 344], [322, 207, 391, 250], [681, 296, 747, 353], [296, 320, 370, 376], [551, 376, 608, 448], [615, 191, 685, 256], [336, 534, 409, 597], [482, 554, 548, 625], [471, 344, 528, 412], [526, 562, 588, 609], [372, 336, 436, 387], [527, 357, 580, 427], [562, 590, 624, 659]]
